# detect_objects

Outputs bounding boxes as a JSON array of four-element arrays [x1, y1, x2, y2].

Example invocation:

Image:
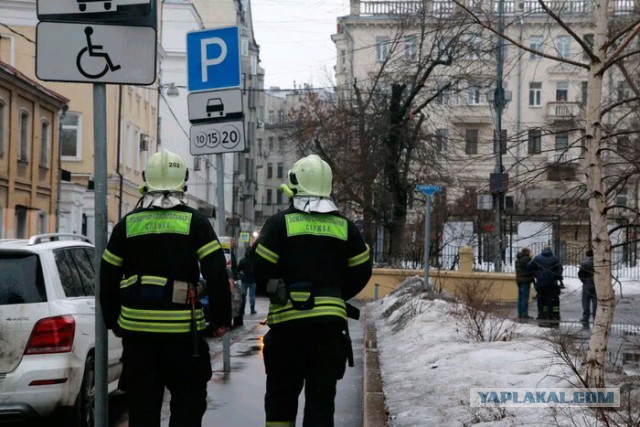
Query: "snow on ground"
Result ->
[[370, 278, 640, 427]]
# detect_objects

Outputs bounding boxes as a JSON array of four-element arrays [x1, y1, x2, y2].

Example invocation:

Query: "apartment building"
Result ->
[[0, 60, 67, 238], [333, 0, 638, 254]]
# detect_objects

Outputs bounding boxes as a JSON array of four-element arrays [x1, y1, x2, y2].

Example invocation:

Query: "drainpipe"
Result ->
[[56, 106, 68, 232], [116, 85, 123, 219]]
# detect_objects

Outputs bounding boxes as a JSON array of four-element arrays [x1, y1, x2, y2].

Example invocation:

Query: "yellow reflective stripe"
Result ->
[[140, 275, 167, 286], [266, 422, 295, 427], [118, 317, 206, 333], [268, 306, 347, 324], [348, 248, 370, 267], [197, 240, 222, 260], [285, 213, 348, 240], [121, 306, 204, 321], [290, 291, 310, 302], [270, 296, 346, 313], [102, 249, 123, 267], [255, 243, 279, 264], [119, 275, 138, 289], [126, 211, 192, 237]]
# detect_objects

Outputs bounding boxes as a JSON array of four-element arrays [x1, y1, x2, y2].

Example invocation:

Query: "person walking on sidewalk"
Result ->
[[528, 246, 563, 328], [100, 150, 231, 427], [514, 248, 535, 319], [252, 154, 372, 427], [578, 248, 597, 328], [238, 248, 257, 315]]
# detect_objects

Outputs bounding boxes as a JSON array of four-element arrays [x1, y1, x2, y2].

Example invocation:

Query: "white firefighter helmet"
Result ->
[[285, 154, 332, 198], [143, 149, 188, 192]]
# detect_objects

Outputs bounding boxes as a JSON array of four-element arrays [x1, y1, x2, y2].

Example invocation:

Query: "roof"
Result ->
[[0, 60, 69, 107]]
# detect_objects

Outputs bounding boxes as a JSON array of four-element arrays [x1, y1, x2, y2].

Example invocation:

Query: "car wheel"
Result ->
[[74, 353, 95, 427]]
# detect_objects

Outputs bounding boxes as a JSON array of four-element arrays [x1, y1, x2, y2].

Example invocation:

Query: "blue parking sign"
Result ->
[[187, 26, 240, 92]]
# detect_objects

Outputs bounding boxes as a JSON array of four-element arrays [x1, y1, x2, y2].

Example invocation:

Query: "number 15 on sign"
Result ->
[[190, 120, 246, 155]]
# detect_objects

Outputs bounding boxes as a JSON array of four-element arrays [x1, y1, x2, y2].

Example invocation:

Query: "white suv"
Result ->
[[0, 233, 122, 425]]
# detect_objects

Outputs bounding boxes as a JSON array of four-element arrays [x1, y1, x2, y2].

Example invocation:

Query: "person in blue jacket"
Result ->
[[528, 246, 563, 328]]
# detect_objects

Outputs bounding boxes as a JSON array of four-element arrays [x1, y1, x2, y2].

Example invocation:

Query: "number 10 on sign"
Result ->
[[190, 120, 246, 155]]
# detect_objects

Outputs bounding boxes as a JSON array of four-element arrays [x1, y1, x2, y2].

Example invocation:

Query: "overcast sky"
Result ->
[[251, 0, 350, 90]]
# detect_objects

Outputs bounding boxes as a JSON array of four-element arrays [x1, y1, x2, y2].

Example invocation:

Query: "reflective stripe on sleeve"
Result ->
[[102, 249, 123, 267], [266, 422, 295, 427], [255, 243, 279, 264], [348, 248, 370, 267], [197, 240, 222, 260], [119, 275, 138, 289]]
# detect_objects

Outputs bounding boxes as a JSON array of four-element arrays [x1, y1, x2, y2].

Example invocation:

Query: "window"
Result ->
[[0, 207, 3, 238], [241, 37, 249, 56], [582, 34, 594, 60], [528, 129, 542, 154], [16, 206, 27, 238], [468, 84, 482, 105], [405, 35, 417, 60], [555, 131, 569, 150], [0, 254, 46, 305], [465, 129, 478, 154], [54, 248, 95, 297], [618, 81, 632, 101], [277, 162, 283, 179], [581, 81, 588, 106], [438, 37, 452, 61], [250, 55, 257, 75], [469, 34, 482, 60], [38, 211, 47, 234], [529, 82, 542, 107], [266, 189, 272, 205], [435, 128, 448, 152], [267, 163, 273, 179], [556, 82, 569, 102], [555, 36, 571, 58], [529, 36, 543, 59], [376, 36, 390, 62], [617, 135, 631, 154], [19, 110, 30, 162], [193, 156, 202, 171], [40, 120, 50, 168], [276, 190, 282, 205], [0, 100, 5, 156], [61, 112, 82, 160]]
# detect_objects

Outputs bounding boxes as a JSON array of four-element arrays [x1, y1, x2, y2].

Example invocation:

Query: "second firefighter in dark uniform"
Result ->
[[252, 154, 372, 427], [100, 150, 231, 427]]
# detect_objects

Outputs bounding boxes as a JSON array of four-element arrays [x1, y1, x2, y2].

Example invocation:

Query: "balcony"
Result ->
[[449, 104, 494, 124], [546, 102, 582, 121]]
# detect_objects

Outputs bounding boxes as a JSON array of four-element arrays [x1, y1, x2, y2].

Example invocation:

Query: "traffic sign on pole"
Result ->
[[37, 0, 155, 26], [186, 26, 241, 92], [416, 184, 442, 196], [190, 120, 246, 155], [36, 22, 156, 85], [188, 89, 243, 124]]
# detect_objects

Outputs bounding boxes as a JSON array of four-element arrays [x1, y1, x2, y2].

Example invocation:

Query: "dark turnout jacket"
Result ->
[[527, 248, 563, 289], [578, 256, 595, 287]]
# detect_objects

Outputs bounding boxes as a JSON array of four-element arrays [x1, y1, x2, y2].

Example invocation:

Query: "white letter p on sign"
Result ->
[[201, 37, 227, 83]]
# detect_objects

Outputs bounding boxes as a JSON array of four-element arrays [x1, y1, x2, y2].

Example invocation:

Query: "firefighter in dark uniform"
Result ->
[[100, 150, 231, 427], [252, 154, 373, 427]]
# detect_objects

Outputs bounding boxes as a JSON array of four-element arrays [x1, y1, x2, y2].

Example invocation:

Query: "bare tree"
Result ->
[[454, 0, 640, 387]]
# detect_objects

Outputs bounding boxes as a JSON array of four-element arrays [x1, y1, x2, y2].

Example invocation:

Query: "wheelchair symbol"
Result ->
[[76, 27, 121, 79]]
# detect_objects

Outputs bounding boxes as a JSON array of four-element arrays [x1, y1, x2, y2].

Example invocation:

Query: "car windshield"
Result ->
[[0, 254, 47, 305]]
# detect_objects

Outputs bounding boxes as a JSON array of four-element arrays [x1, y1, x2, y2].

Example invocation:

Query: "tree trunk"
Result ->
[[584, 0, 615, 388]]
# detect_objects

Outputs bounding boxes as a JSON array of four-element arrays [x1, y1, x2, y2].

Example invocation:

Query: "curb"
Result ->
[[363, 306, 388, 427]]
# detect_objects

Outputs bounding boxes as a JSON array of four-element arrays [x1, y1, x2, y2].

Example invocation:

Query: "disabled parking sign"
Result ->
[[187, 26, 241, 92]]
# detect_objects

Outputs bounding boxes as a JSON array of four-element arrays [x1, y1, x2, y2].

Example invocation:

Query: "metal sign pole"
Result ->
[[424, 194, 432, 292], [93, 83, 109, 427], [216, 154, 226, 235]]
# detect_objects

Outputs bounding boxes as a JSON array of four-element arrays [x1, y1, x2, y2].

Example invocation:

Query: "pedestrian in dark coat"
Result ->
[[528, 246, 563, 327], [578, 249, 596, 328], [514, 248, 535, 319]]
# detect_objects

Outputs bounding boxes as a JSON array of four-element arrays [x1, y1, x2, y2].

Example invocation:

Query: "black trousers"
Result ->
[[263, 322, 348, 427], [536, 286, 561, 327], [582, 282, 597, 322], [119, 334, 212, 427]]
